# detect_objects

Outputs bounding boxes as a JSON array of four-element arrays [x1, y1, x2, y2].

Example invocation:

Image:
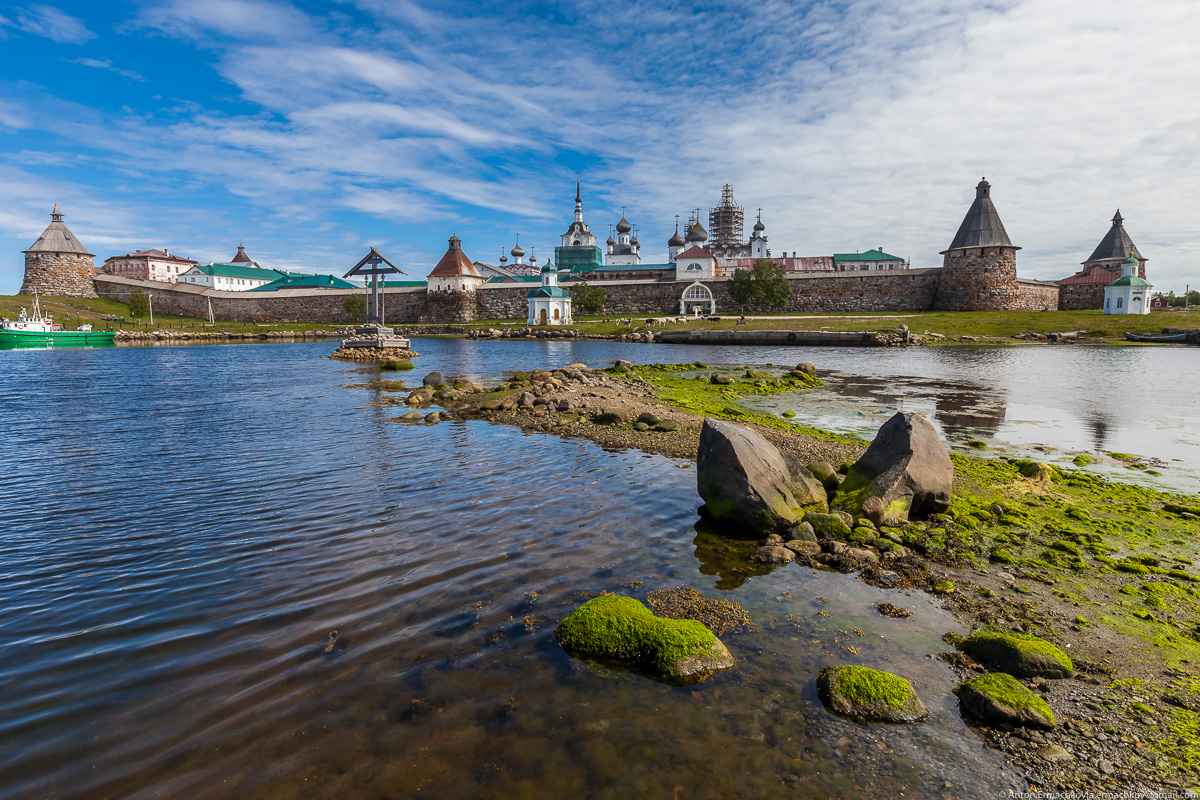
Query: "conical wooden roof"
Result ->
[[24, 205, 94, 256], [943, 179, 1017, 252], [1085, 210, 1143, 263], [428, 235, 481, 278]]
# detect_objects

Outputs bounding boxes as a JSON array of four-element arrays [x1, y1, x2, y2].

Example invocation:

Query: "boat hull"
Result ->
[[0, 329, 117, 347], [1124, 332, 1187, 343]]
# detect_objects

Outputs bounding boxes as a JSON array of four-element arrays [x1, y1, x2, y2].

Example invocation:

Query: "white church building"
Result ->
[[527, 259, 572, 326], [1104, 251, 1152, 315]]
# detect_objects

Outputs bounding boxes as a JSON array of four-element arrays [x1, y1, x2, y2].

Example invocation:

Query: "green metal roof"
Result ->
[[527, 286, 571, 298], [1108, 275, 1152, 287], [188, 263, 288, 281], [832, 249, 904, 263], [250, 273, 357, 291], [485, 275, 541, 284]]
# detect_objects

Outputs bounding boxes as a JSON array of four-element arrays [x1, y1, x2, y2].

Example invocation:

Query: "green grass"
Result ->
[[454, 308, 1200, 342]]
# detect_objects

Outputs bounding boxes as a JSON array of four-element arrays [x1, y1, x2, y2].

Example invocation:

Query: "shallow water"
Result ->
[[0, 339, 1192, 799]]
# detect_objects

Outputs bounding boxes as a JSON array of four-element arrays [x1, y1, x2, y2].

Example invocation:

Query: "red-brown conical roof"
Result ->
[[231, 243, 252, 263], [427, 235, 481, 278]]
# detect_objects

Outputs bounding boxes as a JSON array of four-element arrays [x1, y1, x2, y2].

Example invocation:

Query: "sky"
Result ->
[[1, 0, 1198, 293]]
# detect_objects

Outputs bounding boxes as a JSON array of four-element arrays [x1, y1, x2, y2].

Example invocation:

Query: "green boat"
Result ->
[[0, 298, 117, 347]]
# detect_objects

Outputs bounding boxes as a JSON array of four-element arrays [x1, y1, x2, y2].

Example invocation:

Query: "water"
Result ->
[[0, 339, 1193, 799]]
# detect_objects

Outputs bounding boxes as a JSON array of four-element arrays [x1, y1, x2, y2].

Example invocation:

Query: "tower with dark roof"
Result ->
[[21, 205, 97, 298], [934, 179, 1023, 311], [553, 179, 604, 274], [1083, 210, 1146, 279]]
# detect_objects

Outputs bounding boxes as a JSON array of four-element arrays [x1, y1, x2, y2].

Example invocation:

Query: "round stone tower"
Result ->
[[934, 179, 1021, 311], [21, 205, 97, 298]]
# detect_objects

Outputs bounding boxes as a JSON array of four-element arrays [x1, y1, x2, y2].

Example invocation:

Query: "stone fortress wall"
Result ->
[[22, 252, 98, 298], [95, 267, 1056, 324]]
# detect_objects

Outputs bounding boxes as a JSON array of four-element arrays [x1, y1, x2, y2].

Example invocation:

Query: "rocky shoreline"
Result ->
[[375, 359, 1200, 794], [114, 328, 340, 341]]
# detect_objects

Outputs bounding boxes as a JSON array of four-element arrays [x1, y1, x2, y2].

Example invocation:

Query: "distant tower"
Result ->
[[707, 184, 745, 258], [510, 235, 525, 267], [1084, 210, 1147, 280], [749, 209, 768, 259], [231, 243, 253, 263], [934, 178, 1022, 311], [606, 208, 641, 266], [21, 204, 97, 298]]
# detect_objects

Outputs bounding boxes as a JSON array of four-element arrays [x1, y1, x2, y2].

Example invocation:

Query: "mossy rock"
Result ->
[[380, 360, 414, 371], [637, 412, 662, 427], [655, 420, 679, 432], [817, 666, 929, 723], [989, 547, 1017, 564], [959, 632, 1073, 679], [804, 512, 853, 540], [805, 461, 840, 492], [958, 672, 1055, 729], [849, 527, 877, 545], [781, 410, 796, 418], [554, 596, 734, 684]]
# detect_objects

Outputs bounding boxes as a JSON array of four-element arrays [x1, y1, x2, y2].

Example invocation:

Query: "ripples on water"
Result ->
[[3, 338, 1190, 798]]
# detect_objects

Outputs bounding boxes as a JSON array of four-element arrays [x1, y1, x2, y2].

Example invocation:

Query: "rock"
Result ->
[[1039, 744, 1074, 763], [697, 419, 828, 536], [798, 521, 816, 540], [958, 673, 1056, 729], [958, 632, 1074, 679], [565, 363, 590, 372], [595, 407, 632, 425], [795, 362, 817, 376], [615, 359, 633, 368], [655, 420, 679, 432], [1018, 461, 1058, 483], [517, 391, 536, 408], [637, 412, 661, 426], [422, 371, 446, 387], [784, 540, 821, 557], [860, 496, 887, 527], [710, 373, 734, 385], [423, 411, 441, 424], [398, 409, 423, 422], [803, 512, 853, 540], [806, 461, 840, 492], [833, 412, 953, 525], [754, 545, 796, 564], [844, 546, 879, 564], [817, 665, 929, 723], [634, 422, 650, 431], [557, 399, 576, 412], [554, 595, 734, 684]]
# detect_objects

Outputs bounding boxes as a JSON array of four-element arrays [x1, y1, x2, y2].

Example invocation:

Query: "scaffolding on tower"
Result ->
[[708, 184, 744, 253]]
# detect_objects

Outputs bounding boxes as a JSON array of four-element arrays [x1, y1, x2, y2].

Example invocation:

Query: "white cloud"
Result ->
[[66, 57, 146, 81], [6, 5, 95, 44]]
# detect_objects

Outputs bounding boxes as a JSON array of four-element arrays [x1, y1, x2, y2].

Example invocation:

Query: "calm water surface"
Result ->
[[0, 339, 1194, 799]]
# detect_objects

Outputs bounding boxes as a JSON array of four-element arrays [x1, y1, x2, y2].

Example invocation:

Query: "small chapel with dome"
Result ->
[[526, 258, 572, 326]]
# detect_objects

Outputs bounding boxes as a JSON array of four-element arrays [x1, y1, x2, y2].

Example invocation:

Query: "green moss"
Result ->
[[1117, 561, 1152, 575], [960, 631, 1074, 678], [933, 580, 955, 595], [824, 666, 913, 710], [962, 672, 1055, 726], [554, 595, 725, 679], [781, 410, 796, 418], [1073, 454, 1093, 466], [848, 527, 876, 545], [966, 440, 988, 449], [990, 547, 1018, 564], [379, 360, 414, 371], [1049, 540, 1081, 556]]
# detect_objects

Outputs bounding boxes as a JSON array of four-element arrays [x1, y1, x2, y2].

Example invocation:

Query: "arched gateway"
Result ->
[[679, 281, 715, 316]]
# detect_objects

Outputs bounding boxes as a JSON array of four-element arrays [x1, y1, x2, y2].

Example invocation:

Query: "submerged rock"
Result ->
[[803, 512, 853, 540], [696, 419, 828, 536], [555, 595, 734, 684], [817, 665, 929, 723], [958, 672, 1056, 729], [958, 632, 1074, 679], [422, 371, 446, 387], [754, 544, 795, 564], [834, 412, 953, 526]]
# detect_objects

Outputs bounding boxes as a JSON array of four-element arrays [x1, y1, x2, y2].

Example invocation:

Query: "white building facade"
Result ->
[[527, 261, 572, 326], [1104, 252, 1152, 315], [178, 263, 286, 290], [103, 249, 198, 284]]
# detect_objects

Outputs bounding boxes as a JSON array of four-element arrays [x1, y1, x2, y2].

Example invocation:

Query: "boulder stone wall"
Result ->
[[1057, 283, 1104, 311], [935, 247, 1021, 311], [22, 252, 98, 298]]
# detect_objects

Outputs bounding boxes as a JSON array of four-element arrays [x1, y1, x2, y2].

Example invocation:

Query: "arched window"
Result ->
[[553, 308, 560, 319], [1117, 297, 1123, 309]]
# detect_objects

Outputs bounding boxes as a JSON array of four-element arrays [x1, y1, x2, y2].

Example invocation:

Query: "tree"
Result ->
[[750, 259, 791, 310], [128, 288, 148, 319], [569, 280, 607, 315], [343, 293, 368, 321], [728, 268, 754, 311]]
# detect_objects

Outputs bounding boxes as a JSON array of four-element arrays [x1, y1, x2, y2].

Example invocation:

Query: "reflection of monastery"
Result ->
[[25, 177, 1163, 324]]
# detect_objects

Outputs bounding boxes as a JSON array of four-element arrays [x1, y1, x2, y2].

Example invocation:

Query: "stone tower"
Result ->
[[21, 205, 97, 298], [934, 179, 1021, 311]]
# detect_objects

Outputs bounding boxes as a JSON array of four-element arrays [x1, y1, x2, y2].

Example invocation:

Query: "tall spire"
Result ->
[[51, 203, 63, 221], [573, 180, 583, 224]]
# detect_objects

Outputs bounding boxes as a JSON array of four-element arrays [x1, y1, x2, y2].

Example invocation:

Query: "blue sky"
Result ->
[[1, 0, 1198, 293]]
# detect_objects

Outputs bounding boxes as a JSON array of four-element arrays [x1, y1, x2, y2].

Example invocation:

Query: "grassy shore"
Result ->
[[460, 307, 1200, 342]]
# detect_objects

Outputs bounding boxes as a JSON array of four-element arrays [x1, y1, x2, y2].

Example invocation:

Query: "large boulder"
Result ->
[[697, 419, 828, 535], [817, 665, 929, 723], [958, 673, 1056, 729], [958, 632, 1074, 679], [833, 412, 952, 525], [554, 595, 734, 684]]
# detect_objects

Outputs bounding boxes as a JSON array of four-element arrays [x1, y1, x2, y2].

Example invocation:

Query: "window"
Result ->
[[1117, 297, 1123, 309]]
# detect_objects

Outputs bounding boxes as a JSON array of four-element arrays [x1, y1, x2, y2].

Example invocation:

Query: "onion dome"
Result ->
[[753, 217, 765, 232], [630, 234, 639, 247], [500, 253, 508, 264], [668, 224, 686, 248], [510, 241, 525, 258], [541, 260, 557, 274], [530, 254, 538, 266], [686, 220, 707, 243], [615, 216, 632, 234], [606, 235, 616, 246], [1122, 250, 1139, 268]]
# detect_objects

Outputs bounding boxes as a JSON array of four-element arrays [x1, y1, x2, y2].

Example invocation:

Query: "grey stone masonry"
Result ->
[[22, 252, 98, 298]]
